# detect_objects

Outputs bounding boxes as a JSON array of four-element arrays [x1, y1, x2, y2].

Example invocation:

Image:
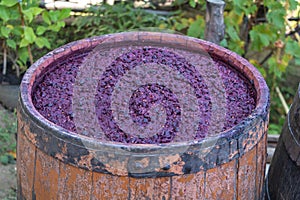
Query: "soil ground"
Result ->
[[0, 104, 17, 199], [0, 163, 17, 199]]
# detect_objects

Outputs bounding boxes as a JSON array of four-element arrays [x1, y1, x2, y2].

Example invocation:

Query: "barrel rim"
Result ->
[[19, 31, 269, 150]]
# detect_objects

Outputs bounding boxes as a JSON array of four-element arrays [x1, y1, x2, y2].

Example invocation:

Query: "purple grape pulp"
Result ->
[[32, 47, 256, 144]]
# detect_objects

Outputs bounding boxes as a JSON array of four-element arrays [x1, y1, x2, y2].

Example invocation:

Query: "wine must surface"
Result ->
[[32, 45, 256, 144]]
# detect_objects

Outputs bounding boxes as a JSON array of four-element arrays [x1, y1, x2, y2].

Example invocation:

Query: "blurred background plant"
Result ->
[[0, 110, 16, 165], [187, 0, 300, 134], [0, 0, 70, 81]]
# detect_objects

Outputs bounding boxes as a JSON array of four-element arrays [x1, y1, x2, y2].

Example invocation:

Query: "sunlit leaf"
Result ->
[[0, 6, 10, 22], [19, 38, 29, 48], [36, 26, 47, 35], [58, 8, 71, 20], [35, 37, 51, 49], [18, 47, 29, 63], [6, 39, 16, 49], [0, 26, 10, 38], [189, 0, 196, 8], [187, 17, 205, 38], [24, 27, 36, 43], [0, 0, 18, 7], [42, 12, 51, 25]]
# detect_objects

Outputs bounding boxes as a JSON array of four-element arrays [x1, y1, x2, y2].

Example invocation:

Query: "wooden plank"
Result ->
[[171, 172, 204, 199], [33, 150, 59, 199], [205, 160, 236, 200], [128, 176, 171, 200], [256, 134, 267, 199], [237, 145, 257, 200], [92, 172, 129, 200], [58, 163, 92, 200], [17, 131, 36, 199]]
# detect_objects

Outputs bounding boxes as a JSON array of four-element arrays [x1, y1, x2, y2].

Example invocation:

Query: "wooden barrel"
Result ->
[[266, 85, 300, 200], [17, 32, 269, 200]]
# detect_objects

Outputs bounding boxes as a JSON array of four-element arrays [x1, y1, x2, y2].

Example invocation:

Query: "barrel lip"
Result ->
[[19, 31, 270, 151]]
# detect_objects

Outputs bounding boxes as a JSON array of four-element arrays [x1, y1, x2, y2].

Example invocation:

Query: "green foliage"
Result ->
[[285, 39, 300, 65], [0, 111, 17, 165], [249, 24, 275, 51], [72, 2, 168, 39], [2, 187, 17, 200], [0, 0, 70, 74], [187, 16, 205, 38], [227, 0, 299, 133], [185, 0, 300, 134]]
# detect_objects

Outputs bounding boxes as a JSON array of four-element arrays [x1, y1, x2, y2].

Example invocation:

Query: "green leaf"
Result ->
[[232, 0, 243, 7], [42, 12, 51, 25], [228, 39, 244, 55], [19, 38, 30, 48], [58, 8, 70, 20], [18, 47, 29, 63], [259, 34, 270, 46], [35, 37, 51, 49], [174, 21, 187, 31], [6, 39, 16, 49], [9, 8, 20, 20], [278, 54, 290, 72], [22, 9, 34, 23], [295, 58, 300, 65], [24, 27, 36, 43], [0, 155, 9, 165], [268, 56, 282, 78], [30, 7, 43, 16], [0, 0, 18, 7], [285, 40, 300, 58], [266, 9, 285, 29], [249, 25, 274, 51], [187, 17, 205, 38], [48, 24, 60, 32], [288, 0, 298, 10], [23, 7, 44, 23], [49, 10, 58, 22], [0, 26, 10, 38], [35, 37, 44, 48], [57, 21, 65, 28], [11, 26, 22, 35], [268, 124, 281, 135], [220, 39, 228, 47], [36, 26, 47, 35], [189, 0, 196, 8], [0, 5, 10, 22], [227, 26, 240, 41], [257, 67, 267, 78]]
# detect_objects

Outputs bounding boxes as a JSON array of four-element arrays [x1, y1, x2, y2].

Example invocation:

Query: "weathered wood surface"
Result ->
[[17, 128, 268, 200], [266, 85, 300, 200], [204, 0, 225, 44], [17, 32, 269, 199]]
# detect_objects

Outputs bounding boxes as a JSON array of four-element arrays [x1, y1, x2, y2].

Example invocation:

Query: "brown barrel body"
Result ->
[[17, 32, 269, 200], [266, 85, 300, 200]]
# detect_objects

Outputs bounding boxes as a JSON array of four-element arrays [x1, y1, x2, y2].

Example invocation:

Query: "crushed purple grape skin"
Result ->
[[32, 47, 256, 144], [95, 48, 210, 143]]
